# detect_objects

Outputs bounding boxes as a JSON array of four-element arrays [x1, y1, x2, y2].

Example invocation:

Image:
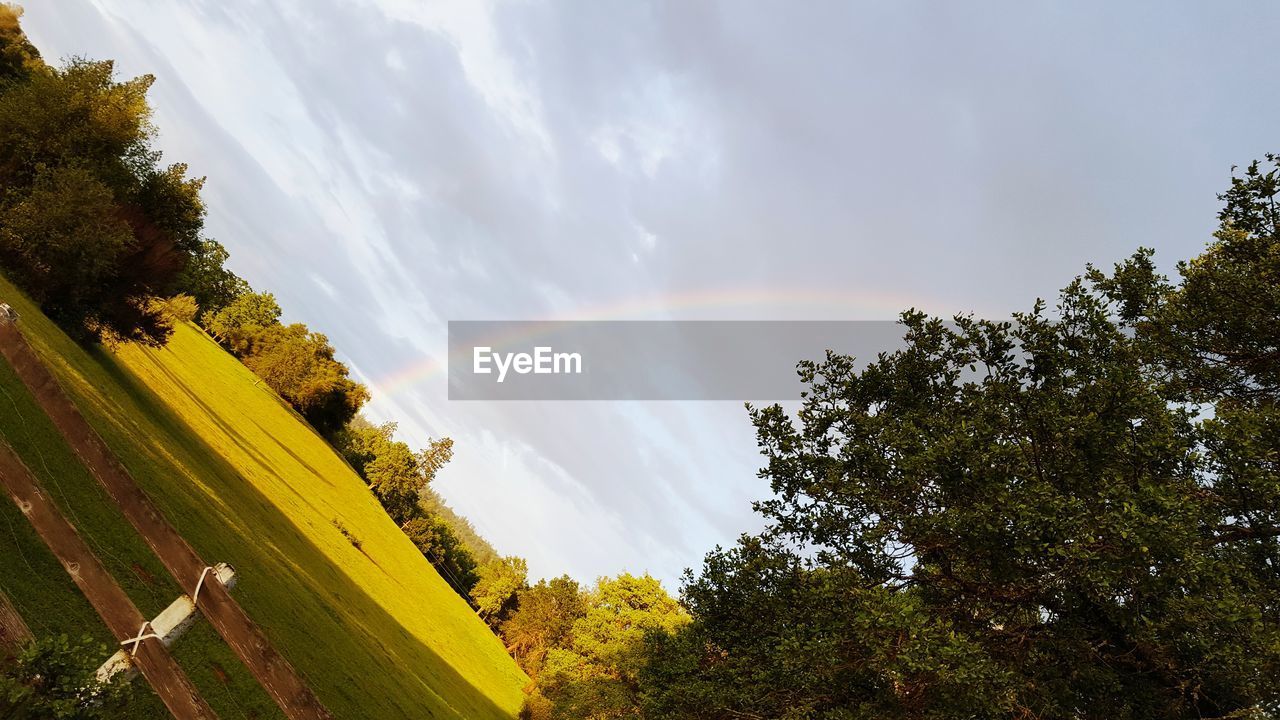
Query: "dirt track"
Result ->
[[0, 587, 33, 653], [0, 441, 218, 719], [0, 322, 333, 720]]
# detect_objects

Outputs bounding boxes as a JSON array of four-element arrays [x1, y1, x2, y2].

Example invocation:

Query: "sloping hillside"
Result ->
[[0, 274, 527, 719]]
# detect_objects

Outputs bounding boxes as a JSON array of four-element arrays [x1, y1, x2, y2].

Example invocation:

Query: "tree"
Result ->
[[541, 574, 686, 720], [333, 420, 454, 523], [0, 58, 154, 193], [0, 25, 205, 343], [471, 556, 528, 625], [332, 420, 477, 595], [200, 291, 281, 349], [154, 293, 199, 324], [237, 323, 368, 434], [501, 576, 587, 681], [403, 513, 480, 599], [333, 418, 398, 477], [177, 238, 248, 313], [131, 162, 205, 255], [421, 486, 500, 565], [199, 293, 368, 433], [643, 539, 1005, 719], [0, 165, 135, 315], [363, 436, 424, 524], [419, 437, 455, 484], [642, 158, 1280, 719], [0, 635, 130, 719], [0, 4, 41, 83], [1095, 154, 1280, 407]]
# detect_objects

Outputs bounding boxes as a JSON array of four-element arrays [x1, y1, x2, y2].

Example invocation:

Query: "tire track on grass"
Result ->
[[0, 321, 333, 720], [0, 441, 217, 719]]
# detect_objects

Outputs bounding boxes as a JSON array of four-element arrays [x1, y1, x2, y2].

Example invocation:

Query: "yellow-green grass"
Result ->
[[0, 430, 169, 719], [0, 322, 281, 720], [0, 274, 527, 719]]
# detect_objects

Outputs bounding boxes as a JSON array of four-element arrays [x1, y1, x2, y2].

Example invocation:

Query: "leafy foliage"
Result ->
[[641, 157, 1280, 720], [421, 486, 500, 565], [402, 514, 479, 595], [333, 419, 481, 599], [540, 574, 687, 720], [472, 556, 529, 625], [152, 293, 198, 324], [200, 291, 282, 351], [0, 635, 130, 719], [237, 323, 368, 435], [176, 238, 249, 314], [0, 22, 206, 344], [0, 165, 138, 329], [501, 576, 586, 683], [0, 5, 39, 82], [334, 420, 453, 522], [202, 292, 367, 434], [0, 9, 245, 344]]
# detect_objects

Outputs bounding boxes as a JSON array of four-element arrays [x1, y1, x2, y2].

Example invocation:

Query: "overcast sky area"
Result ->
[[22, 1, 1280, 588]]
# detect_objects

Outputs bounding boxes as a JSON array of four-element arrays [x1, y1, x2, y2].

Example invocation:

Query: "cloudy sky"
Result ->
[[22, 1, 1280, 587]]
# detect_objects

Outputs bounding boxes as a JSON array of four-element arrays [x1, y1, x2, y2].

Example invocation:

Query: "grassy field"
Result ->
[[0, 274, 527, 719], [0, 322, 279, 720]]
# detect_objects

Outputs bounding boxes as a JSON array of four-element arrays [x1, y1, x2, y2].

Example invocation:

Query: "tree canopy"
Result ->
[[639, 156, 1280, 720], [472, 556, 529, 624], [541, 574, 687, 720], [0, 22, 205, 343]]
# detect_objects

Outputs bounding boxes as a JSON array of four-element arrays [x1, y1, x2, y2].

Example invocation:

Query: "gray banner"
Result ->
[[448, 320, 916, 401]]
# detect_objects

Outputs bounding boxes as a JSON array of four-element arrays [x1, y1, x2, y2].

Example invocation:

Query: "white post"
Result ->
[[96, 563, 237, 684]]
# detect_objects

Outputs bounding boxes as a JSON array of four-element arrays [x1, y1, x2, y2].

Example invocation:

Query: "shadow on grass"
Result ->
[[82, 345, 518, 719]]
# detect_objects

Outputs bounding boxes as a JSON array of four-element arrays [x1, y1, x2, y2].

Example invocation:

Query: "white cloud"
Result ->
[[370, 0, 554, 157]]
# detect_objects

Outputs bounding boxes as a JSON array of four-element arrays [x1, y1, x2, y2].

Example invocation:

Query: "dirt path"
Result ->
[[0, 441, 218, 719], [0, 587, 34, 654], [0, 323, 333, 720]]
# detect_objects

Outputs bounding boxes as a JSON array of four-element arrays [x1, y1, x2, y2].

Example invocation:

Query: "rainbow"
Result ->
[[371, 284, 936, 399]]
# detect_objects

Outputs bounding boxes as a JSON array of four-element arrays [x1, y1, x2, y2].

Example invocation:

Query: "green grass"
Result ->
[[0, 459, 170, 719], [0, 274, 527, 719], [0, 323, 278, 720]]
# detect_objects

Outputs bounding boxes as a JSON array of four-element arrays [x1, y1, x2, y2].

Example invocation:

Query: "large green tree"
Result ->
[[200, 290, 282, 350], [238, 323, 369, 434], [0, 14, 206, 343], [334, 420, 454, 523], [402, 513, 480, 597], [502, 575, 587, 682], [472, 556, 529, 625], [201, 292, 368, 433], [542, 574, 686, 720], [0, 5, 39, 83], [642, 158, 1280, 719], [333, 419, 476, 597], [176, 238, 249, 313]]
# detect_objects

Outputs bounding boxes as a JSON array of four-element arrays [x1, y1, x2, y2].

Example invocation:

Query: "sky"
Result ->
[[21, 1, 1280, 588]]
